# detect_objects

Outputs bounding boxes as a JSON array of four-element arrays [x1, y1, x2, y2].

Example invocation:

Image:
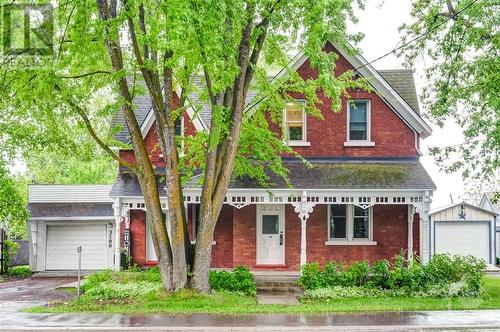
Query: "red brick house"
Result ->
[[27, 43, 435, 272]]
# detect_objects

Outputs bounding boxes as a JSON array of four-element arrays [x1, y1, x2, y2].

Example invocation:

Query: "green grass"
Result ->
[[27, 276, 500, 314]]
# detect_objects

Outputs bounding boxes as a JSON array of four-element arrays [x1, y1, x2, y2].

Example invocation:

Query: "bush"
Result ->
[[298, 253, 486, 299], [209, 266, 256, 296], [497, 257, 500, 265], [5, 265, 32, 278], [83, 281, 162, 300]]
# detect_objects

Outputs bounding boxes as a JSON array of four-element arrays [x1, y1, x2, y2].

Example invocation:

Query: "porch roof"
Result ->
[[110, 158, 435, 197], [28, 202, 114, 219]]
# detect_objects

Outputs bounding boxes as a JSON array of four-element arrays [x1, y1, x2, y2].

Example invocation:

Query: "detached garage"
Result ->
[[28, 185, 116, 272], [430, 202, 497, 264]]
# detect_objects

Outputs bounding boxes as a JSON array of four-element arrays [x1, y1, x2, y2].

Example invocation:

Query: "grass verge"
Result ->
[[27, 276, 500, 314]]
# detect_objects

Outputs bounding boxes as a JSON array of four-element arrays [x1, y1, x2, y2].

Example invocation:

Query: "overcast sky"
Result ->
[[352, 0, 467, 209]]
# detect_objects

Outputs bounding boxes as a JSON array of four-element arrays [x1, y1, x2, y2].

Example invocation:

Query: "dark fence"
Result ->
[[11, 240, 29, 266]]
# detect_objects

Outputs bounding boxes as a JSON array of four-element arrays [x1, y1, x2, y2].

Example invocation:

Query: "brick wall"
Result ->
[[126, 209, 147, 266], [211, 206, 234, 268]]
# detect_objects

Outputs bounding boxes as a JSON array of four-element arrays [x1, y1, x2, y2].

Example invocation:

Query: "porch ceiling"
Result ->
[[110, 158, 435, 198]]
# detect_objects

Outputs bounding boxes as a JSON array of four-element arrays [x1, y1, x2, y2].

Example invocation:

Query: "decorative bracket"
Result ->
[[292, 191, 316, 222]]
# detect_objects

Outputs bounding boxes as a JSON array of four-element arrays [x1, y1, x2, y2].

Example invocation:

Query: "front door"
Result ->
[[256, 205, 284, 265]]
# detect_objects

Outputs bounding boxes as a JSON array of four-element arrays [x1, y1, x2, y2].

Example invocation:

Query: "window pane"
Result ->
[[349, 101, 367, 122], [353, 217, 368, 238], [349, 127, 367, 140], [262, 215, 279, 234], [286, 102, 304, 121], [353, 206, 369, 239], [331, 217, 347, 238], [175, 119, 182, 136], [330, 205, 347, 239], [354, 206, 369, 217], [288, 125, 303, 141]]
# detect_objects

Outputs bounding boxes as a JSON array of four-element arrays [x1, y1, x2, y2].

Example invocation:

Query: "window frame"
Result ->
[[283, 99, 310, 146], [326, 204, 377, 245], [345, 99, 375, 147]]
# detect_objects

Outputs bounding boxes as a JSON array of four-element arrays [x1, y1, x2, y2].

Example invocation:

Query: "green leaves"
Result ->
[[400, 0, 500, 180]]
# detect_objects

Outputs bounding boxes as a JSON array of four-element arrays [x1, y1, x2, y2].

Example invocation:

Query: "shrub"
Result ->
[[209, 266, 256, 296], [370, 260, 391, 289], [6, 265, 32, 278], [297, 262, 325, 290], [302, 286, 383, 300], [83, 281, 162, 300], [496, 257, 500, 265], [299, 253, 486, 299]]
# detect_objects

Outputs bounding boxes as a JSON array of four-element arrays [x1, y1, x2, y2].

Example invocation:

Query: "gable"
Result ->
[[277, 42, 431, 138]]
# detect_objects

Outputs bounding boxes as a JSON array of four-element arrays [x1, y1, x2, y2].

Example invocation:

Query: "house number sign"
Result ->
[[108, 229, 113, 248]]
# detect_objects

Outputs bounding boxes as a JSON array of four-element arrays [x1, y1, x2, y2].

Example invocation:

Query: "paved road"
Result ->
[[1, 308, 500, 331]]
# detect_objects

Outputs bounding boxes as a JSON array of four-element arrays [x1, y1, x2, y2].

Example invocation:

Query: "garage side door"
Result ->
[[46, 224, 108, 270], [435, 222, 490, 262]]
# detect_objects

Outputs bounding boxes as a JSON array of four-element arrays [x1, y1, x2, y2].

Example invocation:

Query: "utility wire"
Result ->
[[355, 0, 479, 70]]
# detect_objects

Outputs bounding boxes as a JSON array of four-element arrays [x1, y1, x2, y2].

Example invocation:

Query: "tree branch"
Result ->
[[57, 70, 112, 79]]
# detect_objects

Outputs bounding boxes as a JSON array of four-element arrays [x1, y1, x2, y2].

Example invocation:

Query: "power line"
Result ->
[[355, 0, 479, 71]]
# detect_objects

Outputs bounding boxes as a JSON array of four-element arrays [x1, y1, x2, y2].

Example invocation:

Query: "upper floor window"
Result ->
[[345, 100, 374, 147], [327, 204, 376, 245], [284, 100, 309, 146]]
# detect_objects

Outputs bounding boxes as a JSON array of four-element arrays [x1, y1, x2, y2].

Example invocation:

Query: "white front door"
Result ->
[[256, 205, 284, 265]]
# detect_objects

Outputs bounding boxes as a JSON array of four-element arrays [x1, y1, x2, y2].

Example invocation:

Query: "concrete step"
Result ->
[[257, 286, 303, 294]]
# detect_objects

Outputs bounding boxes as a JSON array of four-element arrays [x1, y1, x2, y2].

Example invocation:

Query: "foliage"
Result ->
[[0, 164, 28, 239], [27, 276, 500, 314], [5, 265, 32, 278], [2, 240, 19, 269], [298, 253, 486, 298], [83, 281, 162, 300], [302, 285, 383, 300], [209, 266, 257, 296], [400, 0, 500, 180], [0, 0, 368, 291]]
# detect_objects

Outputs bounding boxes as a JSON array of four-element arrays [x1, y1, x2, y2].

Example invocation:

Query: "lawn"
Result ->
[[28, 276, 500, 314]]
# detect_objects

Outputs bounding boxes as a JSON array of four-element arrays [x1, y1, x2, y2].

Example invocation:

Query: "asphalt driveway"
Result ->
[[0, 276, 76, 302]]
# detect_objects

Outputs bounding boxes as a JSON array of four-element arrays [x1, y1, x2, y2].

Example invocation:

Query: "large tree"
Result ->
[[1, 0, 364, 292], [400, 0, 499, 181]]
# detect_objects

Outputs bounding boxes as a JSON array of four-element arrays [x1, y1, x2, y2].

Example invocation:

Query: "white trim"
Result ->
[[346, 99, 372, 144], [325, 240, 377, 246], [327, 204, 374, 242], [30, 216, 115, 221], [287, 141, 311, 147], [283, 100, 308, 145], [343, 141, 375, 147]]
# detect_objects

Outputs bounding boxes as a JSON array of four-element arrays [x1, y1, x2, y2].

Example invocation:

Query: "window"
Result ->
[[175, 117, 184, 152], [284, 100, 309, 145], [327, 204, 376, 245], [330, 204, 347, 239], [345, 100, 374, 146]]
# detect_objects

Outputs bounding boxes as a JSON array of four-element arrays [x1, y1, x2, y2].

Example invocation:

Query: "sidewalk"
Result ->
[[2, 306, 500, 331]]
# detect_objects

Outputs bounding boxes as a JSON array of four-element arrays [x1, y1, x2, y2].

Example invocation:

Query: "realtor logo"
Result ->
[[1, 2, 53, 68]]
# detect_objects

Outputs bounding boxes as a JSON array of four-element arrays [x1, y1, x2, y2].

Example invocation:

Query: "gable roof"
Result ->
[[111, 45, 431, 143], [480, 192, 500, 213], [430, 201, 499, 217]]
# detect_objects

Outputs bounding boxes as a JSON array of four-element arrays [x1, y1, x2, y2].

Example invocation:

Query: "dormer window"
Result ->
[[284, 100, 310, 146], [344, 100, 375, 147]]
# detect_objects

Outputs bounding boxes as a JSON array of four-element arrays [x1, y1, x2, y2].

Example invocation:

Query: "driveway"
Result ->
[[0, 276, 76, 312]]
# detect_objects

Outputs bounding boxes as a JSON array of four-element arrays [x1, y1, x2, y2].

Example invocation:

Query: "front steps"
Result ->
[[253, 271, 303, 294]]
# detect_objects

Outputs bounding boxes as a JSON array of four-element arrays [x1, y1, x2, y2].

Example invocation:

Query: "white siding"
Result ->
[[432, 204, 494, 222], [497, 231, 500, 259], [29, 185, 113, 203]]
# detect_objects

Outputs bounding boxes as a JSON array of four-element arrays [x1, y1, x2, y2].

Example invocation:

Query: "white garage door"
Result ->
[[46, 224, 109, 270], [435, 222, 490, 262]]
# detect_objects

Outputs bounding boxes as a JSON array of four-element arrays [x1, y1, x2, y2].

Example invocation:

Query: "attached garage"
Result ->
[[28, 185, 116, 272], [430, 202, 497, 264]]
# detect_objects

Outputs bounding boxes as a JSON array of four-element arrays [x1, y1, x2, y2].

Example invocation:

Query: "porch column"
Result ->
[[293, 191, 315, 268], [420, 191, 432, 264], [407, 205, 415, 261], [112, 198, 122, 271]]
